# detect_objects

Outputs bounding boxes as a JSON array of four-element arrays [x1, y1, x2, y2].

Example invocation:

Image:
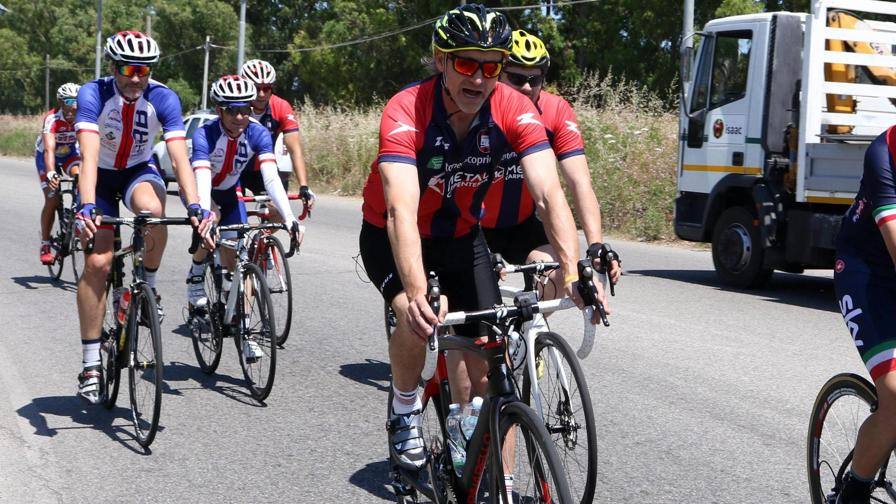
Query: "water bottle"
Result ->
[[115, 288, 131, 325], [461, 397, 483, 442], [446, 403, 466, 476]]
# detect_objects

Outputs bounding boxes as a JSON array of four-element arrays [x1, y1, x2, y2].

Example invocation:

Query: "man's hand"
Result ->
[[290, 220, 305, 246], [299, 185, 316, 210], [76, 203, 100, 245], [405, 293, 446, 342], [46, 171, 60, 193], [187, 203, 215, 250]]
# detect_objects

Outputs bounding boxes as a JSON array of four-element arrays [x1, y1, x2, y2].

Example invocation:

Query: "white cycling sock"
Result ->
[[144, 267, 158, 289], [392, 384, 421, 415], [81, 340, 101, 368]]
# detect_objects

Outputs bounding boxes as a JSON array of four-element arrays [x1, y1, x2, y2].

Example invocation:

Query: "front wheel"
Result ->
[[190, 261, 224, 373], [236, 263, 277, 401], [127, 283, 163, 448], [65, 209, 83, 282], [711, 206, 773, 289], [256, 235, 293, 346], [47, 215, 65, 280], [522, 332, 597, 504], [100, 281, 121, 409], [806, 373, 895, 503]]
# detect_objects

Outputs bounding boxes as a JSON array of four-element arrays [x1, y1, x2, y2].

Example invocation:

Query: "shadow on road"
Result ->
[[339, 359, 391, 393], [10, 275, 77, 293], [349, 459, 397, 501], [162, 360, 265, 407], [627, 269, 837, 312], [16, 395, 154, 454]]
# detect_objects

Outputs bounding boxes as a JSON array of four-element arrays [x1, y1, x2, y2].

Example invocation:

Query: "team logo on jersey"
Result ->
[[713, 119, 724, 139], [516, 113, 542, 126], [434, 136, 450, 150], [835, 259, 846, 273], [105, 132, 116, 141], [852, 199, 865, 223], [427, 155, 444, 170], [388, 121, 418, 136], [565, 120, 580, 134], [478, 130, 490, 153], [839, 294, 863, 346], [107, 109, 122, 124]]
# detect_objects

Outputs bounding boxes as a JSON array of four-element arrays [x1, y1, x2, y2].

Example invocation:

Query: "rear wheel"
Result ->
[[711, 206, 773, 289], [100, 283, 121, 409], [236, 263, 277, 400], [256, 235, 292, 346], [128, 283, 163, 448], [522, 332, 597, 504], [47, 213, 65, 280], [190, 261, 224, 373]]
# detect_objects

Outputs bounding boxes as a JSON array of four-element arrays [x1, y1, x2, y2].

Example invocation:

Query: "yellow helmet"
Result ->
[[509, 29, 550, 69]]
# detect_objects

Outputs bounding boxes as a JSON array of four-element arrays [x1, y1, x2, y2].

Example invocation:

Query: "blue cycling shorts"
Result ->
[[94, 162, 165, 218]]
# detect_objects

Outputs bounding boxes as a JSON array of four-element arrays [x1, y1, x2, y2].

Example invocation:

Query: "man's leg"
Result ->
[[841, 372, 896, 503], [75, 229, 114, 402], [128, 181, 167, 288]]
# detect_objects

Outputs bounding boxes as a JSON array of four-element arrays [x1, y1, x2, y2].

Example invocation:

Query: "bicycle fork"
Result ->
[[525, 316, 573, 421]]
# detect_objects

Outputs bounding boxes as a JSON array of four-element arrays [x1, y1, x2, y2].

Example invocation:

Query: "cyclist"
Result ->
[[484, 30, 620, 294], [238, 59, 315, 213], [185, 75, 303, 358], [36, 83, 82, 265], [832, 126, 896, 503], [74, 31, 212, 403], [358, 3, 605, 471]]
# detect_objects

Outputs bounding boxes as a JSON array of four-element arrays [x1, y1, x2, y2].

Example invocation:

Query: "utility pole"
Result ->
[[236, 0, 246, 70], [45, 54, 50, 110], [95, 0, 103, 78], [202, 36, 211, 110], [145, 4, 155, 37], [681, 0, 694, 85]]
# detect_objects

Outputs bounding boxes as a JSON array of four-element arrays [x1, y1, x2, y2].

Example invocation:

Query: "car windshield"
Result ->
[[185, 118, 201, 140]]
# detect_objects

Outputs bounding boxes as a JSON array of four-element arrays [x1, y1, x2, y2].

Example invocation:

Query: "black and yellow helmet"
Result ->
[[509, 30, 550, 69], [432, 4, 512, 54]]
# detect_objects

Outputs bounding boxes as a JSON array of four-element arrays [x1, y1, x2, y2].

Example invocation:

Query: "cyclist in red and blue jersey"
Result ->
[[238, 59, 315, 211], [483, 30, 620, 295], [832, 126, 896, 504], [359, 4, 604, 471], [185, 76, 303, 346], [36, 83, 82, 265], [73, 31, 212, 403]]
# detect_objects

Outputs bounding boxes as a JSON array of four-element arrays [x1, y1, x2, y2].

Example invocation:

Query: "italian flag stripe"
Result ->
[[873, 205, 896, 226], [864, 344, 896, 368], [870, 358, 896, 381]]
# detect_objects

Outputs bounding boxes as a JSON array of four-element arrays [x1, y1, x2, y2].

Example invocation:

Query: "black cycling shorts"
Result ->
[[833, 252, 896, 382], [359, 220, 500, 337], [482, 213, 550, 265]]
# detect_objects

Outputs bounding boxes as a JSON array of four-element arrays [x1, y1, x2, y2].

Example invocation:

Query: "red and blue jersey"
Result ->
[[191, 118, 275, 190], [480, 90, 585, 229], [837, 126, 896, 270], [74, 77, 185, 170], [248, 94, 299, 172], [34, 109, 79, 159], [362, 77, 551, 238]]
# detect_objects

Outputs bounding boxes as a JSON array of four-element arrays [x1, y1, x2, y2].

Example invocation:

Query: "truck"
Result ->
[[675, 0, 896, 287]]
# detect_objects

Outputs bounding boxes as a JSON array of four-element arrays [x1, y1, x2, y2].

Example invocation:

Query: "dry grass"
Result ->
[[0, 115, 41, 157]]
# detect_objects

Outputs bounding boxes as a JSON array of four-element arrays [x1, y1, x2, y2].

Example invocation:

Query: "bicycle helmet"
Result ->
[[104, 31, 160, 65], [240, 59, 276, 84], [210, 75, 257, 105], [432, 4, 512, 54], [508, 30, 550, 70], [56, 83, 81, 101]]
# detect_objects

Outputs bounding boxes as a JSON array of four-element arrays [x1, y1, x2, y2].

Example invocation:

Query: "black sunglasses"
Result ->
[[504, 72, 545, 88], [222, 105, 252, 116]]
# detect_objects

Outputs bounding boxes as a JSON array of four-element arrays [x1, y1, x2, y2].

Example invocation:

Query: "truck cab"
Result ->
[[676, 0, 896, 288]]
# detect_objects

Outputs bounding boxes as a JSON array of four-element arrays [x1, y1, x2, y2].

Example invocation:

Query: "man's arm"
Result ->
[[558, 155, 602, 244], [167, 139, 199, 206], [283, 132, 309, 188], [881, 221, 896, 269], [42, 133, 57, 188]]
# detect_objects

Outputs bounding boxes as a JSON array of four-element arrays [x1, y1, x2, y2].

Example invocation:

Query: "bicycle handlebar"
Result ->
[[86, 213, 196, 254], [239, 193, 311, 221], [212, 222, 300, 258]]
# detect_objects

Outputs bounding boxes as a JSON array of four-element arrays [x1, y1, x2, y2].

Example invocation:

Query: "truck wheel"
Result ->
[[711, 206, 773, 289]]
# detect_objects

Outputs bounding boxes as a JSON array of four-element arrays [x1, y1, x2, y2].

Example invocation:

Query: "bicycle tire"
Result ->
[[128, 283, 163, 448], [46, 215, 65, 280], [474, 401, 574, 503], [256, 235, 293, 346], [190, 260, 224, 373], [65, 209, 82, 282], [387, 385, 449, 504], [235, 263, 277, 400], [522, 331, 598, 504], [100, 281, 121, 409]]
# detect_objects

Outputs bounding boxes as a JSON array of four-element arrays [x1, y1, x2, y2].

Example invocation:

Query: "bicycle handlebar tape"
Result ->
[[577, 259, 609, 327], [420, 272, 441, 382], [188, 228, 202, 255], [491, 253, 505, 273]]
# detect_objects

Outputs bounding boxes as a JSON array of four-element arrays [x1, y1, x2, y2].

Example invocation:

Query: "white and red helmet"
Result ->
[[56, 83, 81, 101], [105, 31, 160, 65], [239, 59, 276, 84], [210, 75, 257, 105]]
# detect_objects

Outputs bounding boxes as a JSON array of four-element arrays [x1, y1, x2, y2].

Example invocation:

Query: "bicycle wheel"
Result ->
[[474, 401, 573, 504], [99, 281, 121, 409], [46, 216, 65, 280], [65, 209, 82, 282], [256, 235, 293, 346], [235, 263, 277, 400], [522, 332, 597, 504], [190, 261, 224, 373], [127, 283, 163, 448]]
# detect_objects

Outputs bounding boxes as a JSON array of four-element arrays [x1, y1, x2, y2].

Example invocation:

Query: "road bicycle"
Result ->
[[46, 175, 83, 282], [240, 193, 309, 346], [187, 221, 297, 401], [97, 212, 197, 448], [807, 373, 896, 503], [388, 260, 603, 503]]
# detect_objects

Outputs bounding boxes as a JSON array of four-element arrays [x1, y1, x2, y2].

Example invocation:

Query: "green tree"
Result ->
[[715, 0, 764, 18]]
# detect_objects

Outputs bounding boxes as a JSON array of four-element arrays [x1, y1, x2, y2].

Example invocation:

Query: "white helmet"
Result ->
[[56, 83, 81, 101], [210, 75, 257, 104], [239, 59, 276, 84], [105, 31, 160, 65]]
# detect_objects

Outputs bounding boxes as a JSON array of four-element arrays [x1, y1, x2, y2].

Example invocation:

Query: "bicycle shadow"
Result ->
[[339, 359, 391, 393], [16, 395, 155, 454], [10, 275, 77, 293], [348, 459, 397, 501], [162, 360, 266, 407], [626, 268, 837, 312]]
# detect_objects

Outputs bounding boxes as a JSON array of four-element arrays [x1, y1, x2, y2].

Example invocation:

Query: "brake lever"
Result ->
[[421, 272, 441, 381]]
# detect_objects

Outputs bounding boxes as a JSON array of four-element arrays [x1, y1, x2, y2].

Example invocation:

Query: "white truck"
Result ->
[[675, 0, 896, 287]]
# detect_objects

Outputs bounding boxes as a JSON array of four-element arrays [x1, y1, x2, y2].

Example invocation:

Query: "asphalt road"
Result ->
[[0, 156, 860, 503]]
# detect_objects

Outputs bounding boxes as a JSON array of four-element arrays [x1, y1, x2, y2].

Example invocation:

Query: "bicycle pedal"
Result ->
[[389, 470, 417, 496]]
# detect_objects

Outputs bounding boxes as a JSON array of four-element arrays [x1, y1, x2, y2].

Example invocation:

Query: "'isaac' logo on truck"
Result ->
[[713, 119, 724, 138]]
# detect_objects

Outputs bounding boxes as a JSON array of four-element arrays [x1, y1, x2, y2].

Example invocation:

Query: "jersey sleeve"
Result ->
[[270, 96, 300, 135], [152, 87, 187, 142], [493, 84, 550, 159], [249, 122, 276, 167], [190, 125, 211, 170], [548, 96, 585, 160], [377, 87, 423, 166], [74, 82, 101, 135], [868, 128, 896, 227], [42, 112, 56, 134]]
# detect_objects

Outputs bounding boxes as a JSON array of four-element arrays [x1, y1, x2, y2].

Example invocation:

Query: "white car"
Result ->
[[151, 110, 292, 190]]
